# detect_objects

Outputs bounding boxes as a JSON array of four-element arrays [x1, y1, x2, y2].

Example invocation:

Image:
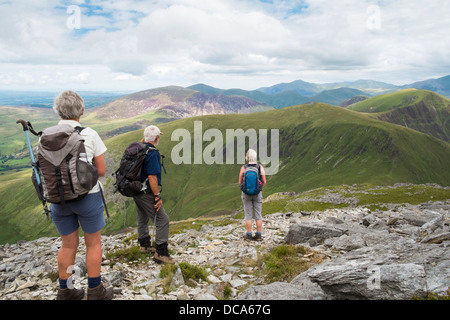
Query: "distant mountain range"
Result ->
[[404, 75, 450, 97], [189, 75, 450, 108], [257, 79, 398, 96], [257, 75, 450, 98], [1, 75, 449, 111]]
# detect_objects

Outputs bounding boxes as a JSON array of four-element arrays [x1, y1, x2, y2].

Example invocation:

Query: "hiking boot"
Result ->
[[154, 252, 177, 264], [243, 233, 253, 241], [252, 233, 262, 241], [56, 287, 85, 300], [87, 282, 114, 300], [138, 236, 156, 253], [140, 246, 156, 253], [153, 242, 176, 264]]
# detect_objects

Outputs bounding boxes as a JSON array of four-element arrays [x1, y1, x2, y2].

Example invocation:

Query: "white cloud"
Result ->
[[71, 72, 90, 83], [0, 0, 449, 91]]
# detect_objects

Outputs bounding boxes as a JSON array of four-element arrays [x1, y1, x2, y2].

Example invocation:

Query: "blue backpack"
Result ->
[[241, 164, 262, 195]]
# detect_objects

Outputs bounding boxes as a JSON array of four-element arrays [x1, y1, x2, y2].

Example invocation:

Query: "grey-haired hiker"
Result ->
[[51, 90, 113, 300], [239, 149, 266, 241], [132, 125, 176, 264]]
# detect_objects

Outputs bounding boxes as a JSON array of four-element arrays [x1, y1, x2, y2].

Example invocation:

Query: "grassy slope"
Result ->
[[348, 89, 450, 141], [0, 106, 60, 156], [348, 89, 449, 115], [347, 89, 430, 113], [82, 108, 171, 135], [0, 170, 58, 244], [2, 102, 450, 243]]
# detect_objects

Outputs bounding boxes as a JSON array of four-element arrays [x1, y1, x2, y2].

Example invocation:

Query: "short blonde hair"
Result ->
[[246, 149, 257, 162], [53, 90, 84, 120], [144, 125, 161, 142]]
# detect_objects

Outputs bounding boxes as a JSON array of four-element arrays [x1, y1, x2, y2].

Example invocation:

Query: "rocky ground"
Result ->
[[0, 212, 293, 300], [1, 191, 449, 300]]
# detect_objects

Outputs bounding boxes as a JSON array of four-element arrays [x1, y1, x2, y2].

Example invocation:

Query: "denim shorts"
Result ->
[[50, 192, 106, 236]]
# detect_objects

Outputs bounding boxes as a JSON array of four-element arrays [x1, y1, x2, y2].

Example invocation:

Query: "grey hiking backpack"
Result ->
[[32, 124, 98, 205]]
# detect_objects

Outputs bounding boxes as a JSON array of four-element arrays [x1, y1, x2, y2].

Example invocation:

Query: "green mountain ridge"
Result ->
[[348, 89, 450, 141]]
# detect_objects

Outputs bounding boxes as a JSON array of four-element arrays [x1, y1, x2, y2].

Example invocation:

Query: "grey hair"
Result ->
[[246, 149, 257, 162], [144, 125, 161, 143], [53, 90, 84, 120]]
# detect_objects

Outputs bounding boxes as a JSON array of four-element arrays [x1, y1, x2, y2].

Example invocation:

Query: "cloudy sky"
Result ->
[[0, 0, 449, 92]]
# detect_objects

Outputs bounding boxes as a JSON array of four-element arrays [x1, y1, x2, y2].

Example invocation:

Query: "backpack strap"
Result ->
[[147, 146, 167, 174], [245, 163, 260, 175], [74, 126, 85, 133], [143, 146, 166, 194], [54, 165, 66, 206], [243, 163, 262, 181]]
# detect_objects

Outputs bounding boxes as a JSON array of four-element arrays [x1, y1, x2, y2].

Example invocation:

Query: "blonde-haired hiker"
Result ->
[[239, 149, 266, 241]]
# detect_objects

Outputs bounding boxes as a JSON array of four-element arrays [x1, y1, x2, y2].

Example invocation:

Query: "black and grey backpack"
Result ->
[[32, 124, 98, 205]]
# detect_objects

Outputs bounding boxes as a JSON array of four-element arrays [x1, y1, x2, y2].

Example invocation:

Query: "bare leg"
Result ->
[[255, 220, 262, 233], [58, 230, 79, 280], [84, 230, 102, 278], [246, 220, 253, 233]]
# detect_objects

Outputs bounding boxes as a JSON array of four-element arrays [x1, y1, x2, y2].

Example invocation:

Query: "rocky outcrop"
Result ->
[[238, 202, 450, 300]]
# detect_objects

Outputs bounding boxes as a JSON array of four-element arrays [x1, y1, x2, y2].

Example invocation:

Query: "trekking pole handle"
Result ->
[[16, 119, 29, 131]]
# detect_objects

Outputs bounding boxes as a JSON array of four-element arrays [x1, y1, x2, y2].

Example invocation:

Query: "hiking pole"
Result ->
[[16, 119, 51, 218], [152, 208, 157, 248]]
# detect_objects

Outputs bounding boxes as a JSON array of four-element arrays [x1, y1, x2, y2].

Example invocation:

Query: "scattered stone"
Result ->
[[237, 282, 311, 300], [421, 232, 450, 244], [284, 222, 346, 244], [1, 194, 449, 300]]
